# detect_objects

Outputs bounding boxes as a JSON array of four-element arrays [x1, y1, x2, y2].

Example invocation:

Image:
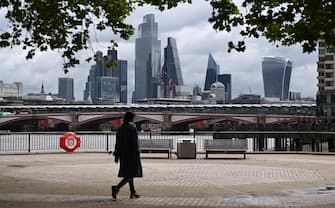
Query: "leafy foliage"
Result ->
[[0, 0, 333, 72], [0, 0, 136, 72], [207, 0, 335, 53]]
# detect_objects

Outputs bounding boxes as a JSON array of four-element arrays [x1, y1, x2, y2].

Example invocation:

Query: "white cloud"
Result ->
[[0, 2, 318, 101]]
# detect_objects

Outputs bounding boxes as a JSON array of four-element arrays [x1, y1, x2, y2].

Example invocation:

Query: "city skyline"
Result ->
[[0, 1, 317, 101], [83, 49, 127, 103]]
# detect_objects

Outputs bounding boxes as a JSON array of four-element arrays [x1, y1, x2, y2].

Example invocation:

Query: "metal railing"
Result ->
[[0, 131, 334, 154]]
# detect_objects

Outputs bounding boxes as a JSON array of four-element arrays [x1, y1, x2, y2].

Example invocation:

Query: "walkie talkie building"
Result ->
[[262, 57, 292, 100]]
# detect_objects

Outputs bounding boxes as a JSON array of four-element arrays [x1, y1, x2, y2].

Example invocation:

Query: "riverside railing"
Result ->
[[0, 131, 334, 154]]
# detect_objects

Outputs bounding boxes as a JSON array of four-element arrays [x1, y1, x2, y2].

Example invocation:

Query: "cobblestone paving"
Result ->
[[1, 192, 335, 208], [144, 163, 323, 187], [1, 154, 335, 207]]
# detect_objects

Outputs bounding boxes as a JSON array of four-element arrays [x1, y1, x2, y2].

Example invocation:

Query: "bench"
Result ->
[[139, 139, 173, 159], [204, 139, 247, 159]]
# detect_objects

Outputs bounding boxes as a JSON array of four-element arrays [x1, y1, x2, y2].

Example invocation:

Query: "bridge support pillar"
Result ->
[[69, 112, 79, 131], [161, 112, 172, 131]]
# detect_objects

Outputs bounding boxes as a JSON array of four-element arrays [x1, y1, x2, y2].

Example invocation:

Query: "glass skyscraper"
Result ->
[[204, 53, 220, 91], [161, 37, 183, 97], [118, 60, 128, 103], [135, 14, 161, 101], [262, 56, 292, 100], [58, 77, 74, 101], [83, 49, 127, 103], [97, 77, 119, 102]]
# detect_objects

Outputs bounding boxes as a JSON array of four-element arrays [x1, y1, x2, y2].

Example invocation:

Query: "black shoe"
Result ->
[[130, 192, 140, 199], [111, 186, 119, 200]]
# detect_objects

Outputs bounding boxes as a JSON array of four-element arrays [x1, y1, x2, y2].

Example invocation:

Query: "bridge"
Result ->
[[0, 103, 317, 131]]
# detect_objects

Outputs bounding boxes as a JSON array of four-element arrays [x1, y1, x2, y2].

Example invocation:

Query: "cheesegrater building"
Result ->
[[161, 37, 184, 98]]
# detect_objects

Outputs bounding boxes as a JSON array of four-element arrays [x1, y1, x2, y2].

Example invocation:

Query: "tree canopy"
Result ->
[[0, 0, 334, 72]]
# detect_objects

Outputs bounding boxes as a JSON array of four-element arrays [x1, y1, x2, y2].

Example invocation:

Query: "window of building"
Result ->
[[325, 55, 334, 61], [319, 41, 326, 47], [318, 64, 325, 69], [319, 49, 326, 55], [319, 56, 325, 62], [326, 72, 333, 78], [326, 81, 334, 86], [326, 64, 334, 69], [319, 71, 325, 76], [327, 47, 335, 53], [320, 79, 325, 84]]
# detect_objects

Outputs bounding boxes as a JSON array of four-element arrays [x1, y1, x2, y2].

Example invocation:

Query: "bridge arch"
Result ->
[[172, 114, 254, 126], [79, 114, 123, 126], [0, 115, 71, 126], [0, 115, 71, 131]]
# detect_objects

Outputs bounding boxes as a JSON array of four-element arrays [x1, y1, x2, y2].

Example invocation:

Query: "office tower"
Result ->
[[83, 49, 127, 103], [84, 65, 97, 101], [262, 56, 292, 100], [95, 51, 104, 77], [105, 49, 117, 76], [131, 91, 136, 103], [209, 82, 225, 104], [105, 49, 127, 103], [317, 41, 335, 121], [135, 14, 161, 101], [161, 37, 184, 98], [97, 77, 119, 102], [58, 77, 74, 101], [218, 74, 232, 103], [193, 85, 202, 96], [118, 60, 128, 103], [204, 53, 219, 91]]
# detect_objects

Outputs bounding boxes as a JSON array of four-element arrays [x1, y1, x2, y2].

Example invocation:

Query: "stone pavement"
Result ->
[[0, 153, 335, 207]]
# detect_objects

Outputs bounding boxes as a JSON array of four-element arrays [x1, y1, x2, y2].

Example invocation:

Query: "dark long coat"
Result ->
[[114, 122, 143, 178]]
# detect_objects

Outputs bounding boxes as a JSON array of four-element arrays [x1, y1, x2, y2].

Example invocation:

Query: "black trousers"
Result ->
[[116, 177, 135, 193]]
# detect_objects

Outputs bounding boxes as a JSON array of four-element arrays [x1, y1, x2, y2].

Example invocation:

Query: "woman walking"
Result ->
[[111, 111, 142, 200]]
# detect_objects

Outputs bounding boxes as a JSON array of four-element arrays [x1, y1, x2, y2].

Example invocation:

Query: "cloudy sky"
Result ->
[[0, 1, 317, 101]]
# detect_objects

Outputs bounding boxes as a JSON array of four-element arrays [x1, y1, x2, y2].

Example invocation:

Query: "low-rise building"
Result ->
[[0, 81, 23, 99]]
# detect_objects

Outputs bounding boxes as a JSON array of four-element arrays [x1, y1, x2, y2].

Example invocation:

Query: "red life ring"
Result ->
[[60, 132, 81, 152]]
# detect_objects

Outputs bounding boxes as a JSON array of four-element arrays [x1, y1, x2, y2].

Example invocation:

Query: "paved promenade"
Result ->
[[0, 153, 335, 207]]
